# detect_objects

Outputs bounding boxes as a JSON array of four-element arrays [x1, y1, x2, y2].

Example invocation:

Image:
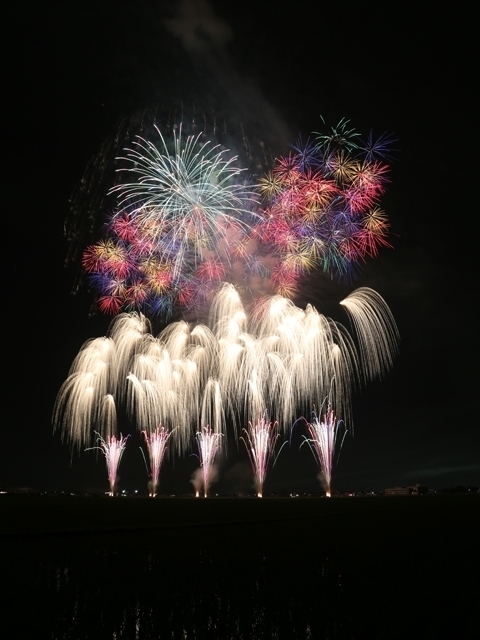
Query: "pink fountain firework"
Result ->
[[141, 426, 173, 497], [87, 432, 129, 496], [193, 426, 223, 498], [302, 405, 347, 497], [241, 417, 284, 498]]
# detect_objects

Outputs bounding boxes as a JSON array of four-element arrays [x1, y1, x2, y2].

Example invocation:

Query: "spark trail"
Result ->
[[55, 284, 398, 486]]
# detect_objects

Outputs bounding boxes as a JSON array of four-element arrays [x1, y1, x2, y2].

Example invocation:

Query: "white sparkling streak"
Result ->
[[340, 287, 399, 382]]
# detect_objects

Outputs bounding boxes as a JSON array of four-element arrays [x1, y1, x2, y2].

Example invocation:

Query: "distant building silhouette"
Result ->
[[384, 484, 427, 496]]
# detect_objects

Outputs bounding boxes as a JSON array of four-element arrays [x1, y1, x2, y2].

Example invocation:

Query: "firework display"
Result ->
[[81, 119, 393, 317], [193, 426, 223, 498], [255, 119, 392, 290], [300, 405, 348, 497], [86, 431, 129, 496], [55, 283, 398, 493], [53, 316, 149, 450], [82, 125, 257, 317], [241, 417, 284, 497], [141, 426, 173, 497], [55, 117, 399, 495]]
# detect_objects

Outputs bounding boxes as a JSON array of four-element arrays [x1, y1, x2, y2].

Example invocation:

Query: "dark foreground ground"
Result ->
[[1, 494, 478, 639]]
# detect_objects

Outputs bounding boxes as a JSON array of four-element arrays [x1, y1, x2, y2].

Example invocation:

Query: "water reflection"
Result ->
[[3, 495, 478, 638], [3, 524, 349, 639]]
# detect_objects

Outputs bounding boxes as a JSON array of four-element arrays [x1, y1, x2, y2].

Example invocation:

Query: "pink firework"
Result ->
[[141, 426, 173, 497], [302, 406, 347, 497], [241, 418, 284, 498], [97, 293, 124, 315], [87, 432, 129, 496], [110, 212, 138, 243], [193, 426, 223, 498]]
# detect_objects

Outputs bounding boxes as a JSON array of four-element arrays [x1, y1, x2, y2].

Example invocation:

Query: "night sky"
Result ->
[[4, 1, 477, 494]]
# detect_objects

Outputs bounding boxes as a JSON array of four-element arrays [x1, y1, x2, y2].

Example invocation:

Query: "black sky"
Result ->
[[4, 1, 478, 493]]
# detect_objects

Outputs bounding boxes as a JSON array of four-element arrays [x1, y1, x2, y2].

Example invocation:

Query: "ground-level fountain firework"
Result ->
[[299, 405, 347, 498], [54, 115, 399, 496], [241, 418, 284, 498], [141, 427, 173, 497], [54, 283, 398, 494], [192, 426, 223, 498], [86, 432, 129, 496]]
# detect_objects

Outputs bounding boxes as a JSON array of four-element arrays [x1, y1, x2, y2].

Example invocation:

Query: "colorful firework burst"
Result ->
[[254, 119, 393, 289], [193, 426, 223, 498]]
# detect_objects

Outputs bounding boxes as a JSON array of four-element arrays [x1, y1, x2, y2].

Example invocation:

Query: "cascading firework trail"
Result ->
[[241, 417, 284, 497], [86, 432, 129, 496], [301, 404, 347, 497], [53, 315, 149, 450], [141, 426, 173, 497]]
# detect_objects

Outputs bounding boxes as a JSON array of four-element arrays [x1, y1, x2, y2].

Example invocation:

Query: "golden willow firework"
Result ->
[[54, 284, 398, 451], [53, 314, 149, 450]]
